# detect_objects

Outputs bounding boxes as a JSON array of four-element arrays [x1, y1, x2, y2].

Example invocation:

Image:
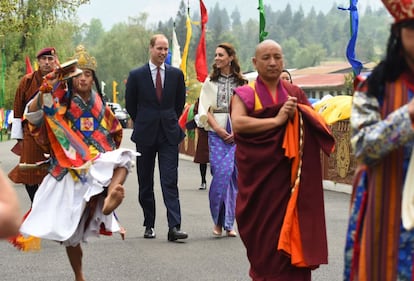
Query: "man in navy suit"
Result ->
[[125, 34, 188, 242]]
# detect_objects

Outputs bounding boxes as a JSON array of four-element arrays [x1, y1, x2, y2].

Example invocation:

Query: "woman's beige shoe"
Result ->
[[213, 225, 222, 236], [226, 230, 237, 237]]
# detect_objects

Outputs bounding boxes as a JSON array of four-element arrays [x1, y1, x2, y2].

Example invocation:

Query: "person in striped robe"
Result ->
[[344, 1, 414, 280]]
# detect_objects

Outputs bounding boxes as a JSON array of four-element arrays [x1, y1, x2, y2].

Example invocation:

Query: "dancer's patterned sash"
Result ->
[[42, 82, 121, 180], [354, 78, 406, 280]]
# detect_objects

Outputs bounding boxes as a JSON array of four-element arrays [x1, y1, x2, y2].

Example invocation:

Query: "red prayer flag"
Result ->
[[195, 0, 208, 83], [25, 56, 33, 74]]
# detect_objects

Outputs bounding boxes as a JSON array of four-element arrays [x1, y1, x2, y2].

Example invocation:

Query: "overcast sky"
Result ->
[[77, 0, 383, 31]]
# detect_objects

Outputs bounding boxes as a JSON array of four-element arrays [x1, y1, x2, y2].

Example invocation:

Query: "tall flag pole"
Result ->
[[172, 23, 182, 68], [339, 0, 362, 75], [258, 0, 268, 42], [180, 3, 192, 85], [101, 81, 106, 96], [112, 80, 118, 103], [195, 0, 208, 83], [0, 37, 5, 108]]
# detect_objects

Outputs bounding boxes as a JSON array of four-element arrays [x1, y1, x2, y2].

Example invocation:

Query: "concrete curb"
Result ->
[[323, 180, 352, 194]]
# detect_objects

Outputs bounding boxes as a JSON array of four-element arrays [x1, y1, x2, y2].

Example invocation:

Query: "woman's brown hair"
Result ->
[[209, 43, 247, 86]]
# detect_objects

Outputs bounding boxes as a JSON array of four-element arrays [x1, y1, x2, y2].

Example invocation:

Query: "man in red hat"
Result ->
[[9, 47, 58, 203], [344, 1, 414, 280]]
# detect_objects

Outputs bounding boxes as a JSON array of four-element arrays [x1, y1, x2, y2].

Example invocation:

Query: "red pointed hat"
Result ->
[[382, 0, 414, 22]]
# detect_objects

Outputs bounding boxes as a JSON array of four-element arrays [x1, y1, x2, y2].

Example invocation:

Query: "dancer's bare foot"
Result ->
[[102, 184, 125, 215], [119, 226, 126, 240]]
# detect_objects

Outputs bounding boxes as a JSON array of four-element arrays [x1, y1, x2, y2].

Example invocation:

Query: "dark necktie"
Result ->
[[156, 66, 162, 102]]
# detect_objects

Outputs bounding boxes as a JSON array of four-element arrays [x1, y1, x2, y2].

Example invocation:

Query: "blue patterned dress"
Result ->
[[198, 75, 238, 231]]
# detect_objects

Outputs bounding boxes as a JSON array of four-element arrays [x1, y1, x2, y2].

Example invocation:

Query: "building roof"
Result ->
[[291, 61, 376, 75], [293, 73, 346, 89], [243, 61, 377, 90], [291, 61, 376, 89]]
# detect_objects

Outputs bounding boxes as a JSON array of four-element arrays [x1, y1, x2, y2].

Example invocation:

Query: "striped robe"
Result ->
[[344, 73, 414, 281]]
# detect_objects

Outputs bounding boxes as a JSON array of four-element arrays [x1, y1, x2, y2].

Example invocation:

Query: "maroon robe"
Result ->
[[9, 71, 50, 185], [233, 78, 334, 280]]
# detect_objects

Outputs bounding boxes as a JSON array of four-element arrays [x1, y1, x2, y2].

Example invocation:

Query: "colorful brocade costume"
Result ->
[[18, 89, 137, 247], [344, 73, 414, 281], [233, 77, 334, 280]]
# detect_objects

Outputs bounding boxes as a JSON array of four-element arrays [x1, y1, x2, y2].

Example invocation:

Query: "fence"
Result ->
[[179, 119, 356, 185]]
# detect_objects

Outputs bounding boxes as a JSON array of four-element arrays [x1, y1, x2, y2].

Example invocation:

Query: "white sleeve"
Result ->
[[10, 118, 23, 139], [197, 79, 217, 130], [24, 98, 44, 127]]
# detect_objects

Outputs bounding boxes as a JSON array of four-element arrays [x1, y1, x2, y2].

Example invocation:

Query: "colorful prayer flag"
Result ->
[[258, 0, 268, 42], [172, 25, 182, 68], [180, 12, 192, 83], [165, 50, 172, 65], [195, 0, 208, 83], [25, 55, 33, 74], [339, 0, 363, 75]]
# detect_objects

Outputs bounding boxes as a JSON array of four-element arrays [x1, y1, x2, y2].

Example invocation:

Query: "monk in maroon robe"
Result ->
[[231, 39, 334, 281]]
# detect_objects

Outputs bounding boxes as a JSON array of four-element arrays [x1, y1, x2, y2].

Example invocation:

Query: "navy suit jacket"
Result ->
[[125, 63, 186, 146]]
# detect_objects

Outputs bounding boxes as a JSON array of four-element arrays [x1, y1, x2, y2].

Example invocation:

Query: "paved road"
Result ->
[[0, 129, 351, 281]]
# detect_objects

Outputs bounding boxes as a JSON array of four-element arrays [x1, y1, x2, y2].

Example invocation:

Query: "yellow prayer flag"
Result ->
[[180, 13, 192, 84]]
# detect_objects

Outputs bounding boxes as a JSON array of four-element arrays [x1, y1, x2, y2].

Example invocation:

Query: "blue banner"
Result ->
[[339, 0, 363, 75]]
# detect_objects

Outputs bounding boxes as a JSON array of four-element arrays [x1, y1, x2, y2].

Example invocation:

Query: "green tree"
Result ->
[[77, 18, 105, 47], [276, 4, 293, 32], [3, 21, 79, 109], [1, 0, 88, 61], [266, 8, 285, 42], [239, 19, 259, 72], [281, 37, 300, 67], [175, 0, 188, 51], [94, 17, 151, 106], [230, 8, 242, 28], [0, 0, 89, 108], [292, 44, 327, 68]]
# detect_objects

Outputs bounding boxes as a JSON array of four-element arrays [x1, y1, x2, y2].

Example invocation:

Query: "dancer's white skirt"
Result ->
[[20, 148, 138, 246]]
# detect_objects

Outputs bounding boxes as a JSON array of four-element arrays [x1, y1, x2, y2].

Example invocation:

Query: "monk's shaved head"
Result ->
[[252, 39, 284, 84], [255, 39, 282, 57]]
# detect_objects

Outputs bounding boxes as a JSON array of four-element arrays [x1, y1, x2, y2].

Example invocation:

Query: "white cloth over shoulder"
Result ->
[[402, 148, 414, 230], [197, 79, 228, 131], [20, 148, 139, 245]]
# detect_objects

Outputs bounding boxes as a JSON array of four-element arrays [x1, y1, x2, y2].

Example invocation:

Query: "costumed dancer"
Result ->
[[18, 45, 138, 281], [8, 47, 58, 250], [344, 1, 414, 280]]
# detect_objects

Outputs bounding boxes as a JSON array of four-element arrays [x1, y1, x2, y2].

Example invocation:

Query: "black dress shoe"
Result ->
[[144, 227, 156, 238], [168, 226, 188, 241]]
